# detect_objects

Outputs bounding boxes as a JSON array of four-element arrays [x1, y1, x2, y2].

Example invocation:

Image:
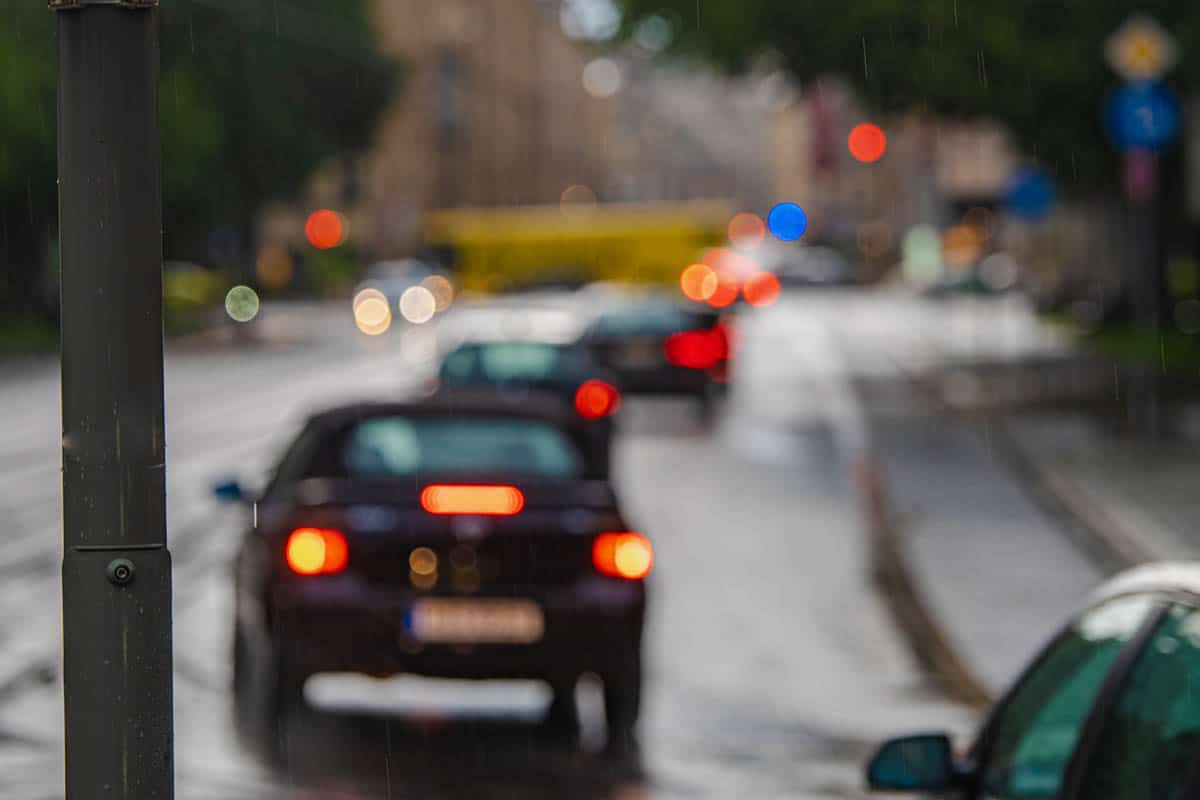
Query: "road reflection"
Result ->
[[264, 697, 645, 799]]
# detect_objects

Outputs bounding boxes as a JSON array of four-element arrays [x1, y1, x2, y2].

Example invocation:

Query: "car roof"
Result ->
[[1090, 562, 1200, 605], [304, 395, 574, 431]]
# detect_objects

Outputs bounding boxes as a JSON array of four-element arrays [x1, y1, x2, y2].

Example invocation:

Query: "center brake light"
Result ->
[[593, 532, 654, 580], [421, 484, 525, 516], [574, 379, 622, 420], [286, 528, 349, 575]]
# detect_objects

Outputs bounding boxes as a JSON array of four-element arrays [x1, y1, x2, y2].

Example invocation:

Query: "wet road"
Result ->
[[0, 291, 975, 799]]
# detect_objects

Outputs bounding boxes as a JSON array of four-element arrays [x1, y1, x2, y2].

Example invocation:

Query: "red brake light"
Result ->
[[575, 379, 622, 419], [664, 329, 726, 370], [421, 484, 525, 516], [593, 532, 654, 580], [286, 528, 348, 575]]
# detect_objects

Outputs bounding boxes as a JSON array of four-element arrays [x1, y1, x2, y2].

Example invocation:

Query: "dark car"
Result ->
[[866, 563, 1200, 799], [580, 302, 732, 419], [433, 339, 622, 473], [217, 398, 650, 753], [436, 339, 621, 422]]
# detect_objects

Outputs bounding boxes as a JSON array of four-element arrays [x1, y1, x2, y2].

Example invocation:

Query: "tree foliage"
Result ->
[[1, 0, 399, 315], [616, 0, 1200, 188]]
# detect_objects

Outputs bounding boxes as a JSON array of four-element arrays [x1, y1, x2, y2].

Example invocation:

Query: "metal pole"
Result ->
[[52, 1, 173, 797]]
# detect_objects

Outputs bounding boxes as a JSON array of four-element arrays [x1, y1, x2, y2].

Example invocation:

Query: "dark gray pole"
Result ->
[[52, 1, 174, 797]]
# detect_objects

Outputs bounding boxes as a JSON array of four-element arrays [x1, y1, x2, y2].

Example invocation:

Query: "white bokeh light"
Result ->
[[582, 58, 623, 98], [400, 286, 437, 324]]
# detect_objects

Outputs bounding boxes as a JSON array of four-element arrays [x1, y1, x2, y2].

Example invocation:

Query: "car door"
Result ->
[[968, 593, 1160, 800], [1072, 599, 1200, 800]]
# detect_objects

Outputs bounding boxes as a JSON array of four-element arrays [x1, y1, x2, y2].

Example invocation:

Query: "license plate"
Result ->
[[616, 340, 662, 368], [407, 599, 544, 644]]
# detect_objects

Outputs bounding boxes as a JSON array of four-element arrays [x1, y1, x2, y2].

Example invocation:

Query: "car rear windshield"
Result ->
[[325, 416, 583, 479], [593, 307, 713, 336], [440, 342, 585, 384]]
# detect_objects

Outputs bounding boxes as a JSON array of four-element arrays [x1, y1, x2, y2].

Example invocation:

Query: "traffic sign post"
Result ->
[[1104, 15, 1180, 434], [51, 1, 175, 797]]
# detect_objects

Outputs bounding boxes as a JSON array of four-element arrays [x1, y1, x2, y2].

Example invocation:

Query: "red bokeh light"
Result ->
[[848, 123, 887, 163], [574, 379, 622, 419], [707, 271, 740, 308], [743, 271, 781, 307], [305, 209, 346, 250], [727, 212, 766, 246]]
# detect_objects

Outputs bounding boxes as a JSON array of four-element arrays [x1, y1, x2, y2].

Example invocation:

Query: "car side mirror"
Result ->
[[866, 733, 958, 792], [212, 479, 248, 504]]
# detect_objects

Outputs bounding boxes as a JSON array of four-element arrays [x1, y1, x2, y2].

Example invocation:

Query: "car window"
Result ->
[[336, 416, 582, 479], [440, 343, 584, 385], [978, 594, 1158, 800], [593, 308, 695, 336], [1077, 603, 1200, 800]]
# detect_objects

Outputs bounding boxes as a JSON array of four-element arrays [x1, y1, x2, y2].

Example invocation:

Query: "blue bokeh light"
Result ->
[[1004, 168, 1056, 222], [767, 203, 808, 241]]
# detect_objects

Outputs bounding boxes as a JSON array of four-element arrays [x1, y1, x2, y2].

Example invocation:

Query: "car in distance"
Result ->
[[580, 301, 732, 420], [216, 398, 651, 754], [866, 562, 1200, 798]]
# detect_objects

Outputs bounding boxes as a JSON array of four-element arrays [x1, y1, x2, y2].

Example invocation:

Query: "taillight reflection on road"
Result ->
[[575, 379, 622, 419], [421, 484, 526, 516], [593, 532, 654, 580], [286, 528, 349, 575]]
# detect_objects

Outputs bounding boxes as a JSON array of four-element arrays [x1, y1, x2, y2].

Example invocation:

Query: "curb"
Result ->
[[855, 455, 994, 711], [984, 418, 1153, 573]]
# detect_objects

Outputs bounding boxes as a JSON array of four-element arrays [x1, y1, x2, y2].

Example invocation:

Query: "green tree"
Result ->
[[616, 0, 1200, 188], [0, 0, 399, 318]]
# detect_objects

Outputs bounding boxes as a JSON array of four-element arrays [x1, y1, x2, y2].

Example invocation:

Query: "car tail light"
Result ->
[[574, 379, 622, 419], [664, 329, 726, 370], [285, 528, 349, 575], [593, 532, 654, 580], [421, 484, 525, 516]]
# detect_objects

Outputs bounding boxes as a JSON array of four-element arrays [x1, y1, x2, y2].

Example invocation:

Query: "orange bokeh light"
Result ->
[[707, 271, 740, 308], [305, 209, 346, 250], [680, 263, 719, 301], [728, 212, 766, 246], [593, 532, 654, 580], [848, 123, 887, 163], [285, 528, 348, 576], [743, 271, 781, 307]]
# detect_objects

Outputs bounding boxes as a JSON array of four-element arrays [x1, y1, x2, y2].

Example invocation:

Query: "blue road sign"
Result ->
[[1105, 82, 1181, 151]]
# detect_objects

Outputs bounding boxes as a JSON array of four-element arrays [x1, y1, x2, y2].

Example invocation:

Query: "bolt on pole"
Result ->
[[52, 0, 174, 797]]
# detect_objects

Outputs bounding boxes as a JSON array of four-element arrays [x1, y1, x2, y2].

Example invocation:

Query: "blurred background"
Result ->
[[6, 0, 1200, 797]]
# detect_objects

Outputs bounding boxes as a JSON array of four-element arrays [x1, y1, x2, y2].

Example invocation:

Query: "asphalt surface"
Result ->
[[0, 291, 982, 799]]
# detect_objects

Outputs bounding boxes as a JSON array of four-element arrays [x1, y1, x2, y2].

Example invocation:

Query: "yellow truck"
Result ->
[[423, 202, 732, 292]]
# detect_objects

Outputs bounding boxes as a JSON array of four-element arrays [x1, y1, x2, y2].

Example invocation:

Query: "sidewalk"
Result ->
[[1002, 409, 1200, 566], [846, 291, 1200, 707], [858, 385, 1105, 700]]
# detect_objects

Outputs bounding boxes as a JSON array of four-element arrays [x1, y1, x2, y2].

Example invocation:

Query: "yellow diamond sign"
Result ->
[[1107, 15, 1177, 82]]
